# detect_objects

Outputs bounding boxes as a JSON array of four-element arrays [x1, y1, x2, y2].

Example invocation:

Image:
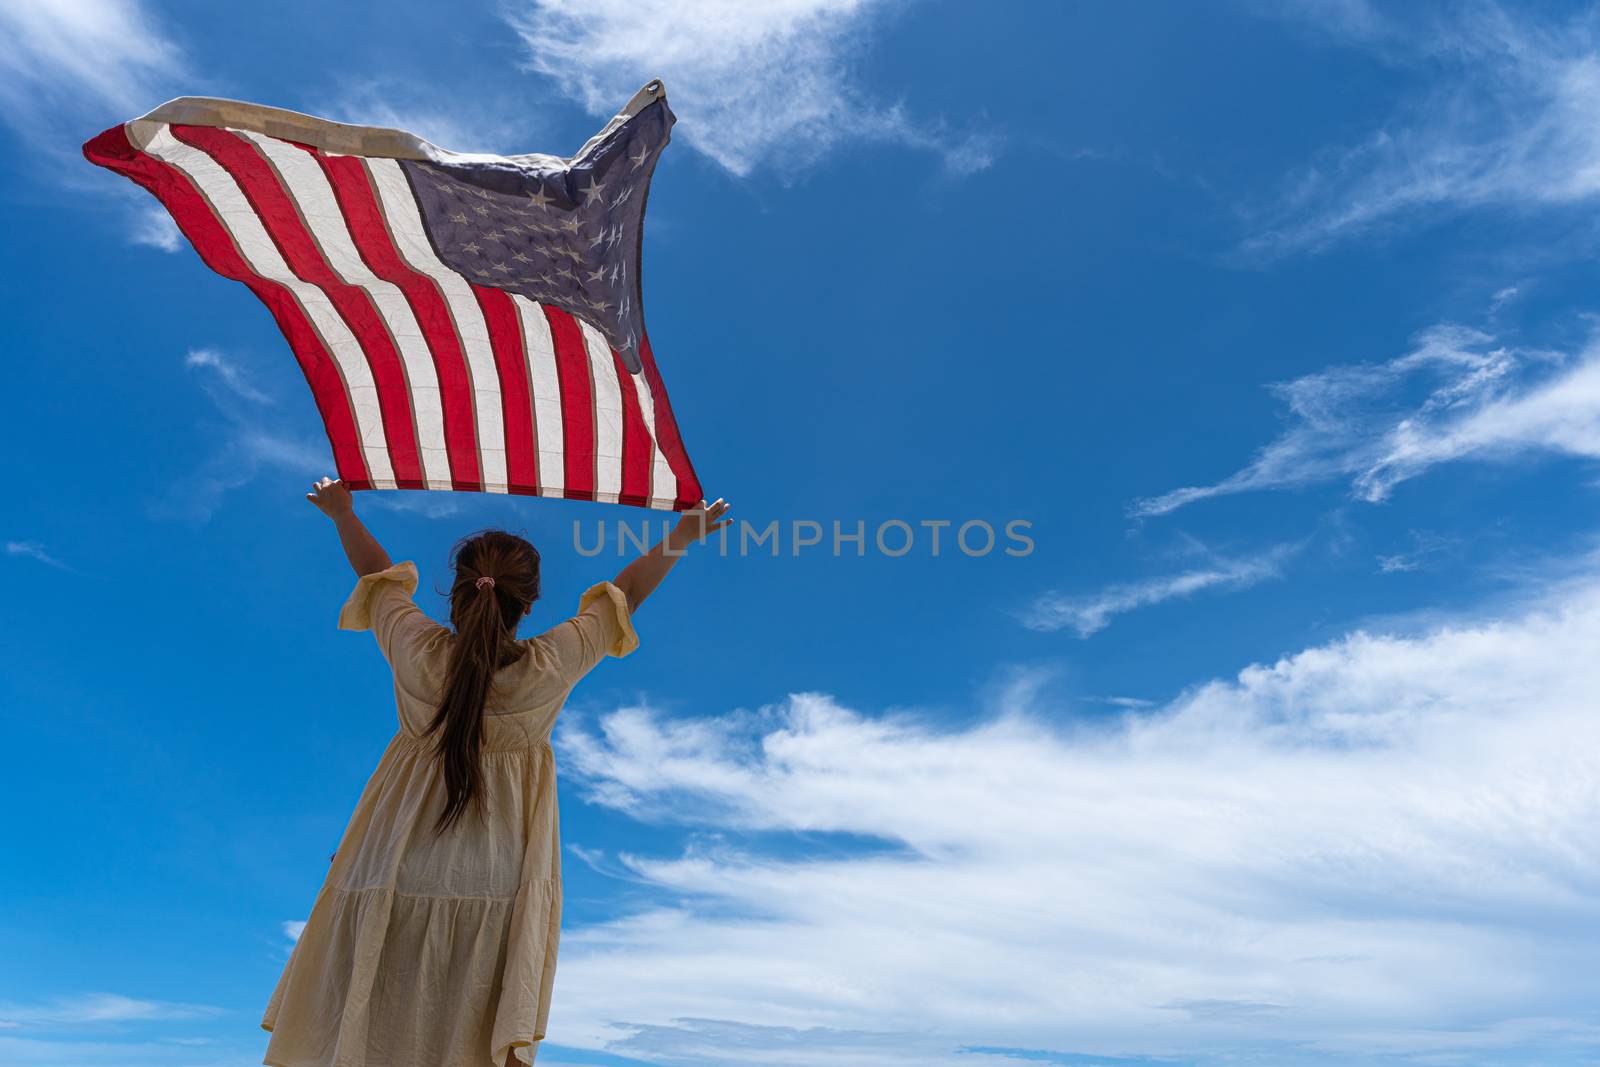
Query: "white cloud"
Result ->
[[502, 0, 998, 177], [127, 205, 180, 253], [185, 348, 272, 405], [0, 993, 216, 1026], [1096, 694, 1156, 708], [1131, 319, 1600, 518], [1245, 3, 1600, 256], [1376, 529, 1460, 574], [0, 1033, 237, 1067], [151, 348, 329, 521], [363, 491, 466, 519], [1022, 542, 1297, 636], [0, 0, 184, 120], [5, 540, 69, 570], [172, 347, 476, 520], [1491, 284, 1524, 313], [0, 0, 191, 249], [550, 564, 1600, 1064], [320, 78, 540, 156], [1262, 0, 1391, 43], [281, 919, 306, 943]]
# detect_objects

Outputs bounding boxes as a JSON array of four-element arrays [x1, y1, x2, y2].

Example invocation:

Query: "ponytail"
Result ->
[[425, 530, 541, 832]]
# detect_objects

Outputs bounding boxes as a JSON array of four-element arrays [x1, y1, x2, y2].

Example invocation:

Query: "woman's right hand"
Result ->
[[668, 498, 731, 550], [306, 476, 354, 519]]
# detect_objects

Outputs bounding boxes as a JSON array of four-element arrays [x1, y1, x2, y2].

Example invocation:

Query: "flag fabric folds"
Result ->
[[83, 82, 702, 509]]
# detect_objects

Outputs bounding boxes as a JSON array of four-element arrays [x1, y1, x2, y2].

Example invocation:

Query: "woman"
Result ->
[[261, 477, 731, 1067]]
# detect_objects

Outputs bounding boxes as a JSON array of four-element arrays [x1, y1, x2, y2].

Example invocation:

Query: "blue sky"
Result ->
[[5, 0, 1600, 1064]]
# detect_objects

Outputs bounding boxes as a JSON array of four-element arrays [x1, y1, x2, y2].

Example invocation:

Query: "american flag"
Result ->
[[83, 81, 702, 510]]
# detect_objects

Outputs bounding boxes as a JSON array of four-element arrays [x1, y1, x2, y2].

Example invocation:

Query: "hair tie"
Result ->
[[475, 575, 496, 591]]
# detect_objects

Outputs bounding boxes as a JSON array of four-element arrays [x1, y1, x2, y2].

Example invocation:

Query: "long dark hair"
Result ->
[[425, 529, 541, 832]]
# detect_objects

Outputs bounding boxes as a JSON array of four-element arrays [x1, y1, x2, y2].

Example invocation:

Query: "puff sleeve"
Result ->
[[338, 561, 434, 663], [542, 580, 639, 686]]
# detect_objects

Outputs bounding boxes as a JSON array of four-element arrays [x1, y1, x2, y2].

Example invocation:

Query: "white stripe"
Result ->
[[630, 365, 678, 509], [579, 319, 625, 505], [365, 158, 509, 493], [512, 296, 565, 497], [141, 125, 397, 487], [239, 131, 453, 490]]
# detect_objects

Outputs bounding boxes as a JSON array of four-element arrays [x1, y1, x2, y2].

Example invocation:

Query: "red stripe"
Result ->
[[612, 349, 652, 508], [82, 125, 373, 488], [169, 125, 429, 489], [314, 151, 486, 491], [472, 285, 540, 495], [542, 307, 597, 501], [637, 333, 703, 508]]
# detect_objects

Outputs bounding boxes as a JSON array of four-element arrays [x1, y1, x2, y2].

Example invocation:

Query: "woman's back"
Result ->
[[353, 561, 636, 740], [265, 486, 727, 1066], [262, 560, 638, 1067]]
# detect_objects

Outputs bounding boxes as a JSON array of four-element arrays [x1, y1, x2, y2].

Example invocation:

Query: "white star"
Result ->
[[630, 144, 649, 170], [528, 186, 553, 211], [582, 177, 606, 205]]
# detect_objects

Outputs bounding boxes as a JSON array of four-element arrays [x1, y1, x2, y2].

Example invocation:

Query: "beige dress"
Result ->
[[261, 560, 637, 1067]]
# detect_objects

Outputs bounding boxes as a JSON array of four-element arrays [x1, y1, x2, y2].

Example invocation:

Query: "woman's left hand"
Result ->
[[306, 476, 354, 519]]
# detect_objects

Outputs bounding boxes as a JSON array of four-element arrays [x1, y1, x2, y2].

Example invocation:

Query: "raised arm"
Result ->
[[306, 476, 393, 578], [611, 498, 730, 613]]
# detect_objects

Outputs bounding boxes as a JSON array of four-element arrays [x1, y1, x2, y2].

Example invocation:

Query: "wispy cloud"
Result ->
[[1022, 542, 1298, 636], [0, 0, 184, 124], [127, 203, 180, 252], [174, 346, 474, 520], [185, 348, 271, 405], [1130, 319, 1600, 518], [0, 0, 192, 248], [5, 540, 70, 570], [1377, 529, 1460, 573], [1096, 695, 1157, 708], [151, 347, 328, 521], [319, 77, 540, 156], [1245, 2, 1600, 256], [501, 0, 998, 177], [551, 563, 1600, 1064], [0, 994, 228, 1067], [0, 993, 218, 1026], [281, 920, 306, 943], [364, 491, 466, 519]]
